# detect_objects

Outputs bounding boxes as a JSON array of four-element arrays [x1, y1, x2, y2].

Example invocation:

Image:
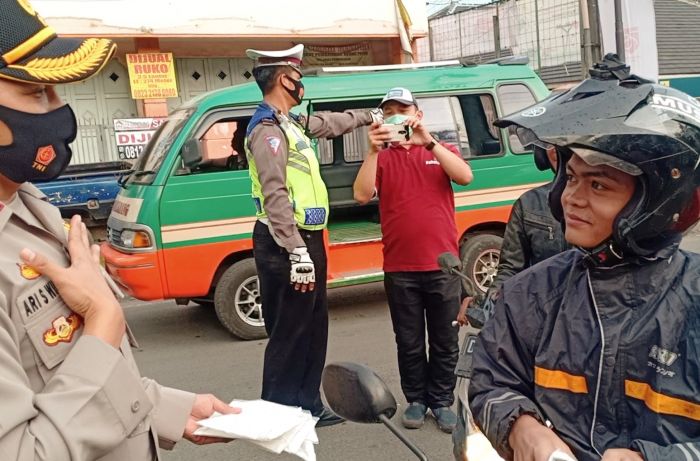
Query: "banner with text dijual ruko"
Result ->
[[126, 52, 178, 99]]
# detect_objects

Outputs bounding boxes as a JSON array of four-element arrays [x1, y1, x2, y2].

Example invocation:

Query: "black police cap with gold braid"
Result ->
[[0, 0, 115, 84]]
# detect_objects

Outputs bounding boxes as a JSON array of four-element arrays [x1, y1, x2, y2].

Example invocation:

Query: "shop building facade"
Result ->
[[35, 0, 426, 164]]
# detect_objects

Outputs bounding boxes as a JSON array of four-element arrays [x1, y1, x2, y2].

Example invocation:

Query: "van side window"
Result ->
[[456, 94, 503, 157], [496, 84, 537, 154], [341, 126, 371, 163], [417, 97, 470, 157], [311, 99, 381, 164], [313, 111, 370, 165], [416, 95, 502, 159], [182, 117, 251, 174], [316, 135, 334, 165]]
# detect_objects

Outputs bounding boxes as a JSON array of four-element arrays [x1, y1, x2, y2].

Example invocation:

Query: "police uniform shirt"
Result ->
[[0, 183, 195, 461], [247, 108, 372, 251]]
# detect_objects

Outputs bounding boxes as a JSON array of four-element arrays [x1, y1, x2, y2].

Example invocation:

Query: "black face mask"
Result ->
[[283, 75, 304, 105], [0, 104, 77, 183]]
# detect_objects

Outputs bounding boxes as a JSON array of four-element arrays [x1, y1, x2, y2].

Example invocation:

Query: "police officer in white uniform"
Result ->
[[0, 1, 238, 459]]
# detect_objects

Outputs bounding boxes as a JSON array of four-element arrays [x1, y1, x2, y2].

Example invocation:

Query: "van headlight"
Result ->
[[120, 229, 152, 249]]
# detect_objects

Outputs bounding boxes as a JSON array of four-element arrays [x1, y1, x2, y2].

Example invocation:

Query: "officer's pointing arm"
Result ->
[[248, 123, 305, 252], [305, 109, 377, 139]]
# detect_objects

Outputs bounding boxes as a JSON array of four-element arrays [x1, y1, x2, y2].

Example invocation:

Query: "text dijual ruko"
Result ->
[[127, 53, 173, 74]]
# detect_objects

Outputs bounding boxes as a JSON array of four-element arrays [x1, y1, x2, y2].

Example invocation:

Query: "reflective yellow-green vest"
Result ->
[[246, 112, 329, 230]]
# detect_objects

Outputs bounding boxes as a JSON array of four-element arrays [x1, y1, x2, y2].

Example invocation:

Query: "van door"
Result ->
[[158, 109, 256, 299]]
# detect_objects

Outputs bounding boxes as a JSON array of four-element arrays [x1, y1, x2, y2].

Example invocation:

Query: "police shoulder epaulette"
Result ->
[[261, 117, 277, 126]]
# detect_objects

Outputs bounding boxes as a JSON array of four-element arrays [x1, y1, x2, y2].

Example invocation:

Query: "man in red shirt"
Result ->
[[353, 88, 473, 433]]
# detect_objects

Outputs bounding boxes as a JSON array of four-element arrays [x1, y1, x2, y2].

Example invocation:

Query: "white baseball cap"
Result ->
[[379, 87, 418, 108]]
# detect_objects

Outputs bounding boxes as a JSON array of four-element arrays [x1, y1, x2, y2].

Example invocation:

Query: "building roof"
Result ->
[[655, 0, 700, 75]]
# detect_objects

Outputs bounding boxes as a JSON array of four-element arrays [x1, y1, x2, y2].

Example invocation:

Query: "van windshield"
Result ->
[[128, 108, 194, 185]]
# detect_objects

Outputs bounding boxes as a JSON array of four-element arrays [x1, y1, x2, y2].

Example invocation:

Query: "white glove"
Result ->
[[369, 108, 383, 125], [289, 247, 315, 285]]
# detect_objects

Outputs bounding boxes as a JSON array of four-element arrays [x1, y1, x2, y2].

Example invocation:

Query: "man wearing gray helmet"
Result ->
[[469, 56, 700, 461]]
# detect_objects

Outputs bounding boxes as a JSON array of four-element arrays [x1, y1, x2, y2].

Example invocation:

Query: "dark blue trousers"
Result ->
[[253, 221, 328, 414]]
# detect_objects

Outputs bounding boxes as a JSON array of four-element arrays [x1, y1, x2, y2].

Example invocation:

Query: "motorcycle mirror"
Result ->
[[437, 252, 462, 274], [323, 362, 430, 460], [322, 362, 397, 423]]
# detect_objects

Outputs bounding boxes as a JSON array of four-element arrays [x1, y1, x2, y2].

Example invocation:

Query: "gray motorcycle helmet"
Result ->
[[495, 56, 700, 257]]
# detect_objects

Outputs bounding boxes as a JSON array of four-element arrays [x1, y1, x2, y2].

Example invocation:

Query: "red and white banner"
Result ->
[[598, 0, 659, 81]]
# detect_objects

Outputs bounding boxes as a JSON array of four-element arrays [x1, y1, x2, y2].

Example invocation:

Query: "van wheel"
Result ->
[[214, 259, 267, 340], [460, 233, 503, 294]]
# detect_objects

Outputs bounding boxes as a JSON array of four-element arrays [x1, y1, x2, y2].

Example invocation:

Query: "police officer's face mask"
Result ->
[[283, 74, 304, 105], [0, 103, 77, 183]]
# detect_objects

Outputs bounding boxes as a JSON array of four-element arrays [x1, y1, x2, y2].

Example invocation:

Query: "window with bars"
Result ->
[[310, 99, 381, 164]]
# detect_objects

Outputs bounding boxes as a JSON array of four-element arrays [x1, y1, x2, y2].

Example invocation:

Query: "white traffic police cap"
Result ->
[[246, 44, 304, 71]]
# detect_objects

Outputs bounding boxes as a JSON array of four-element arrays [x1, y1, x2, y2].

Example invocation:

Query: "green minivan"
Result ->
[[103, 59, 552, 340]]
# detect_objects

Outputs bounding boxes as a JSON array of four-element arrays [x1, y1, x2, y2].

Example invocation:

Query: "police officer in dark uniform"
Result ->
[[244, 44, 380, 426]]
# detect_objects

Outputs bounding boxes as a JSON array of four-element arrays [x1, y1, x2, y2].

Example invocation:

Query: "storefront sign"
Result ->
[[303, 43, 372, 67], [126, 52, 178, 99], [113, 118, 165, 161]]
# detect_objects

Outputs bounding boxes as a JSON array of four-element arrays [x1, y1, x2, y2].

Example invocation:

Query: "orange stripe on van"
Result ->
[[534, 366, 588, 394], [625, 380, 700, 422]]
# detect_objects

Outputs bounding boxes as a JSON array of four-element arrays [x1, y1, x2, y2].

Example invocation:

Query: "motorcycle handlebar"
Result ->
[[437, 252, 488, 329]]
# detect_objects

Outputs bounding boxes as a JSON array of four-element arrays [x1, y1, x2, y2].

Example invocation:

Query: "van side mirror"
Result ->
[[181, 138, 203, 167]]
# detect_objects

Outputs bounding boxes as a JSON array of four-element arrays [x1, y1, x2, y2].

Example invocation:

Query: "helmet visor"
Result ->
[[570, 147, 643, 176]]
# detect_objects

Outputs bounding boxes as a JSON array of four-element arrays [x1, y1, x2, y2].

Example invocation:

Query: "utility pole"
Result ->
[[458, 16, 464, 59], [493, 19, 501, 58], [429, 22, 435, 61], [534, 0, 542, 70], [614, 0, 625, 61], [586, 0, 602, 63], [580, 0, 594, 76], [493, 3, 501, 58], [580, 0, 603, 74]]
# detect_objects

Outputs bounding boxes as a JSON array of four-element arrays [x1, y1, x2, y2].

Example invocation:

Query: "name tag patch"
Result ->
[[18, 279, 61, 320]]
